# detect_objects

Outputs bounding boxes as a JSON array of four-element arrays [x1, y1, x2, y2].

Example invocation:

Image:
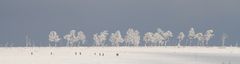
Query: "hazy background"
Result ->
[[0, 0, 239, 46]]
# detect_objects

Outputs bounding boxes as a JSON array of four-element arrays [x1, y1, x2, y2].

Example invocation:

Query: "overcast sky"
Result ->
[[0, 0, 239, 46]]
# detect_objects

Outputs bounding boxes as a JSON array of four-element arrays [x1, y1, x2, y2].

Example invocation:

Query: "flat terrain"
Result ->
[[0, 47, 239, 64]]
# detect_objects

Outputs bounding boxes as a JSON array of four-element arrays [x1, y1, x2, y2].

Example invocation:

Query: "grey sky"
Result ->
[[0, 0, 239, 46]]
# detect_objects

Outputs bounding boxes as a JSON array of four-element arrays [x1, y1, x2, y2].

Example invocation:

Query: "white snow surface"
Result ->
[[0, 46, 239, 64]]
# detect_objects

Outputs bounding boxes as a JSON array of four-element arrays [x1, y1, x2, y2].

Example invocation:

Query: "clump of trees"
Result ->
[[93, 31, 109, 46], [48, 27, 215, 47], [143, 28, 173, 46], [62, 30, 86, 47], [124, 28, 140, 46], [48, 31, 61, 47], [109, 30, 124, 46]]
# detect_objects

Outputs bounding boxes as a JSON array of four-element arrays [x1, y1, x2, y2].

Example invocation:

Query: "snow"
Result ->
[[0, 47, 239, 64]]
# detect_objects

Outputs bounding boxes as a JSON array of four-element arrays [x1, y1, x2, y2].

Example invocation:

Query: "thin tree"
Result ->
[[76, 31, 86, 46], [221, 33, 228, 47], [133, 30, 140, 46], [93, 33, 100, 46], [188, 27, 196, 46], [64, 34, 71, 47], [25, 35, 31, 47], [69, 30, 78, 47], [177, 32, 185, 47], [124, 28, 134, 46]]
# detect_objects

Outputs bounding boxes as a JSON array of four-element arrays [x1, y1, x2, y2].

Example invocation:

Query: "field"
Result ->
[[0, 46, 239, 64]]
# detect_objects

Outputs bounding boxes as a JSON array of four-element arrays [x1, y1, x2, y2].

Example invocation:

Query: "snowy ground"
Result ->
[[0, 46, 239, 64]]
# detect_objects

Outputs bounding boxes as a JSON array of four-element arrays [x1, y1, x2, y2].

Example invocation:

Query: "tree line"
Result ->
[[48, 27, 214, 47]]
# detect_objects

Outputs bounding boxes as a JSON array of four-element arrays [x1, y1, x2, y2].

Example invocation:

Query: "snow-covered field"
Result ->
[[0, 47, 239, 64]]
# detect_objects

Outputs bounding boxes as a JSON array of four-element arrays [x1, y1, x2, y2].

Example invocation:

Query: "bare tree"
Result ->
[[93, 31, 109, 46], [69, 30, 78, 46], [195, 33, 205, 46], [64, 30, 78, 47], [49, 31, 61, 47], [177, 32, 185, 47], [99, 31, 109, 46], [124, 28, 134, 46], [162, 30, 173, 46], [221, 33, 228, 47], [124, 28, 140, 46], [143, 32, 153, 46], [64, 34, 71, 47], [25, 35, 31, 47], [204, 29, 214, 46], [188, 27, 196, 46], [93, 33, 100, 46], [109, 30, 124, 46], [156, 28, 173, 46], [76, 31, 86, 46], [153, 32, 164, 46]]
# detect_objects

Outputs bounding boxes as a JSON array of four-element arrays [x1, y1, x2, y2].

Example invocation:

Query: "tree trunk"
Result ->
[[206, 40, 209, 46], [189, 39, 192, 46], [178, 40, 181, 47], [55, 43, 57, 47], [145, 42, 147, 47], [78, 42, 80, 47], [49, 43, 51, 47]]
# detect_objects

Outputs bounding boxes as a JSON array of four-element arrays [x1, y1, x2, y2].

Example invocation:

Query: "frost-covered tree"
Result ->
[[195, 33, 205, 46], [188, 27, 196, 46], [155, 32, 165, 46], [124, 28, 140, 46], [143, 32, 153, 46], [93, 31, 109, 46], [48, 31, 61, 47], [25, 35, 31, 47], [64, 34, 71, 46], [109, 30, 124, 46], [69, 30, 78, 46], [133, 30, 140, 46], [156, 28, 165, 46], [124, 35, 130, 46], [99, 31, 109, 46], [48, 31, 55, 46], [63, 30, 78, 47], [124, 28, 134, 46], [177, 32, 185, 47], [204, 29, 214, 46], [93, 33, 100, 46], [221, 33, 228, 47], [156, 28, 173, 46], [76, 31, 86, 46], [162, 30, 173, 46]]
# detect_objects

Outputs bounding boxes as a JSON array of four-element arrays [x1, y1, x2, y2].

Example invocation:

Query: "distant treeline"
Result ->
[[1, 27, 239, 47]]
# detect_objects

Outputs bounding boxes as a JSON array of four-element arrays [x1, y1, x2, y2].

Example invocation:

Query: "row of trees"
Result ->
[[143, 28, 173, 46], [48, 27, 214, 47], [49, 30, 86, 47], [187, 28, 214, 46]]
